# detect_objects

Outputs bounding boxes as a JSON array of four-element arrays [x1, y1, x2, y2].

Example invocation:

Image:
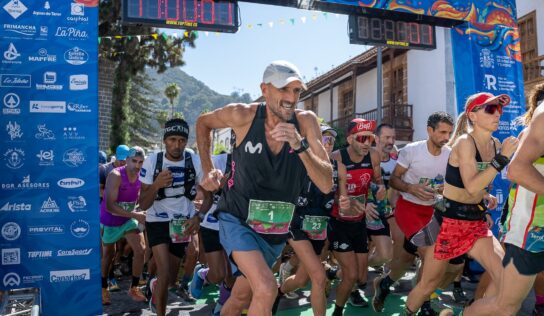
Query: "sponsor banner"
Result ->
[[452, 23, 525, 271], [0, 1, 100, 314]]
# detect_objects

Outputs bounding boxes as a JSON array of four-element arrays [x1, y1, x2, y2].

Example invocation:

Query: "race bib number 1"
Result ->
[[169, 218, 191, 243], [302, 215, 329, 240], [247, 200, 295, 235]]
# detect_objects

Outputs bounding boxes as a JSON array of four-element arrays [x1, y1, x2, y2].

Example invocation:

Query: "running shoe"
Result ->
[[372, 275, 390, 312], [348, 290, 369, 307], [102, 288, 111, 305], [176, 284, 196, 304], [417, 301, 436, 316], [148, 277, 157, 313], [217, 282, 232, 306], [108, 278, 121, 292], [212, 302, 223, 316], [189, 264, 207, 299], [278, 262, 297, 299], [452, 287, 468, 304], [128, 286, 147, 302]]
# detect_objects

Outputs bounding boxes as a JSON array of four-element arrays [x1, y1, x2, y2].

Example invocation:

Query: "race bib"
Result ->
[[169, 218, 191, 243], [118, 202, 136, 212], [247, 200, 295, 235], [302, 215, 329, 240]]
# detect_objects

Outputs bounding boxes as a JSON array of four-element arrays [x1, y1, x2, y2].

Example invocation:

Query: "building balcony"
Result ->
[[328, 104, 413, 141], [524, 55, 544, 84]]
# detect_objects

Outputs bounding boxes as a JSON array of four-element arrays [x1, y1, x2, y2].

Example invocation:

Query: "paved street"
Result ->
[[101, 267, 531, 316]]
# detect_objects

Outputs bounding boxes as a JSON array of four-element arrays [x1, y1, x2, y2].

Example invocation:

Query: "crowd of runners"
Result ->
[[98, 60, 544, 316]]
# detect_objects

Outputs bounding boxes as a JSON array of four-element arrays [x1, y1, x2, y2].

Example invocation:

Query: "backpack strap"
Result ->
[[153, 152, 166, 201], [183, 151, 197, 201]]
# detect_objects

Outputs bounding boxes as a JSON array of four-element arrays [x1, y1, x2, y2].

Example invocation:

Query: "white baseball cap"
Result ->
[[262, 60, 307, 90]]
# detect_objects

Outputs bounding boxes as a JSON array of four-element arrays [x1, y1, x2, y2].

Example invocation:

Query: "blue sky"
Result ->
[[163, 2, 369, 99]]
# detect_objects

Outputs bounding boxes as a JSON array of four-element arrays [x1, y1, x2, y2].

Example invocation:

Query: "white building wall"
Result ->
[[407, 27, 450, 141], [517, 1, 544, 54], [318, 89, 332, 121], [356, 68, 378, 114]]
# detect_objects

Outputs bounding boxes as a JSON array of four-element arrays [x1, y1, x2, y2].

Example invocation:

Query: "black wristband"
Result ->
[[490, 154, 510, 172]]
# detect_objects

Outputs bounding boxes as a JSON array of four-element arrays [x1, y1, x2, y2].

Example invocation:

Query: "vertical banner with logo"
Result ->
[[0, 0, 100, 315], [451, 23, 525, 235]]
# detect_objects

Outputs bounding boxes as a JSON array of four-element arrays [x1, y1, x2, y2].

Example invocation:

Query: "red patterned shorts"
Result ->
[[434, 217, 492, 260]]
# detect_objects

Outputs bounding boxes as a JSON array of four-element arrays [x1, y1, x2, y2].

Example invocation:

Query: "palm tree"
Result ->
[[164, 83, 181, 119]]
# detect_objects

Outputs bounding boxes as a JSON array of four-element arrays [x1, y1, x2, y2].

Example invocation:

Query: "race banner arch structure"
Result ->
[[0, 0, 522, 315]]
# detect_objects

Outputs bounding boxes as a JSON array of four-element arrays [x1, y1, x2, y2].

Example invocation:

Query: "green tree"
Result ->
[[99, 0, 195, 152], [127, 73, 160, 147], [164, 83, 181, 118]]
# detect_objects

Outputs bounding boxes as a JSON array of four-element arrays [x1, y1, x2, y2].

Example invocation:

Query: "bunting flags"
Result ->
[[98, 11, 340, 41], [98, 31, 197, 43]]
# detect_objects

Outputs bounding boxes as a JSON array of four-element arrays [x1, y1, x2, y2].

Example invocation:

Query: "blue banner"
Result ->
[[0, 0, 100, 315], [451, 23, 525, 236]]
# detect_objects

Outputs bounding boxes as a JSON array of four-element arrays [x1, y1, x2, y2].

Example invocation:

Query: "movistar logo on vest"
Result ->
[[244, 141, 262, 154]]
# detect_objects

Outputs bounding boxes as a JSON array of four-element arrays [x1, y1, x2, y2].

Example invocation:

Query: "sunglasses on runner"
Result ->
[[354, 134, 375, 143], [322, 135, 335, 145], [472, 103, 503, 115]]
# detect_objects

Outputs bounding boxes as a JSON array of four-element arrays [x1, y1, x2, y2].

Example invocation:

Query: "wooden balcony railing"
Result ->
[[328, 104, 413, 141], [524, 55, 544, 84]]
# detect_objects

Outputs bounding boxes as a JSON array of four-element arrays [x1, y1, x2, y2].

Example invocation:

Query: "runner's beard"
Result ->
[[271, 100, 295, 122]]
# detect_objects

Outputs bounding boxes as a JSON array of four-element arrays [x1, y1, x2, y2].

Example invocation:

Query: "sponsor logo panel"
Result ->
[[1, 248, 20, 265], [3, 93, 21, 114], [50, 269, 90, 283], [1, 222, 21, 241]]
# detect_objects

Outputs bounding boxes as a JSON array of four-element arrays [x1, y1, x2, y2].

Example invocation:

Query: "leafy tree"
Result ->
[[164, 83, 181, 118], [126, 72, 160, 147], [99, 0, 195, 152]]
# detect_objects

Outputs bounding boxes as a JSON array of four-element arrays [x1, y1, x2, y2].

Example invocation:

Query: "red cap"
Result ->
[[466, 92, 511, 113], [348, 118, 376, 135]]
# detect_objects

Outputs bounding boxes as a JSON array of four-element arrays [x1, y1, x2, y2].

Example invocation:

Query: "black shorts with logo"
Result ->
[[328, 218, 368, 253], [503, 243, 544, 276], [289, 228, 326, 256], [146, 221, 187, 259], [200, 226, 223, 253]]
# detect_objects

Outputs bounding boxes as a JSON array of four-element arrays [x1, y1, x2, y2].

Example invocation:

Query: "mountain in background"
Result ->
[[145, 67, 253, 145]]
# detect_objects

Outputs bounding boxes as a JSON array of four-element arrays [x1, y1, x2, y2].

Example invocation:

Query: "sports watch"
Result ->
[[294, 138, 309, 154]]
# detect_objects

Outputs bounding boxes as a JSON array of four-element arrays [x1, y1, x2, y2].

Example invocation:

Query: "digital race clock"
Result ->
[[349, 15, 436, 50], [122, 0, 239, 33]]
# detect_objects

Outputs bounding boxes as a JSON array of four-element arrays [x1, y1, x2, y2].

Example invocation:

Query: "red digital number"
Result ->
[[165, 0, 180, 20], [409, 22, 420, 44], [183, 0, 197, 22], [200, 0, 214, 24]]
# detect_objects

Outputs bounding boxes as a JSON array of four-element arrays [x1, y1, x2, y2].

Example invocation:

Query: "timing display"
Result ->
[[349, 15, 436, 50], [122, 0, 239, 33]]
